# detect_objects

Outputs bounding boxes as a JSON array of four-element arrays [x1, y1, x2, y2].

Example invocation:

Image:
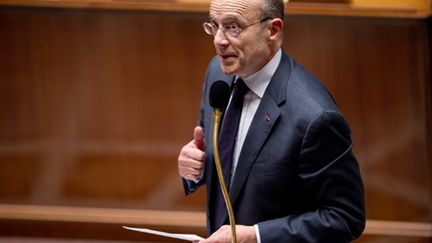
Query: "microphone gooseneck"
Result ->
[[209, 80, 237, 243]]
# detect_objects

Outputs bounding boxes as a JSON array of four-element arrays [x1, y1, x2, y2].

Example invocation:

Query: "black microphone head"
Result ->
[[209, 80, 230, 110]]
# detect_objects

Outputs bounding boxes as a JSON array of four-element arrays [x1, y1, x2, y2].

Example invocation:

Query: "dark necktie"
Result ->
[[212, 78, 249, 230]]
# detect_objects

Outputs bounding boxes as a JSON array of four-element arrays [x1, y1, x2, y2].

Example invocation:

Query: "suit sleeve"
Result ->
[[182, 94, 207, 195], [182, 63, 210, 195], [258, 110, 365, 243]]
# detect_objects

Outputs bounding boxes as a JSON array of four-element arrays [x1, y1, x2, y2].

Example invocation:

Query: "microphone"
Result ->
[[209, 80, 237, 243], [209, 80, 230, 111]]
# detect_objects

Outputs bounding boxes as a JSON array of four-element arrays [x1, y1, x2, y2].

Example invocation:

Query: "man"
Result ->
[[178, 0, 365, 242]]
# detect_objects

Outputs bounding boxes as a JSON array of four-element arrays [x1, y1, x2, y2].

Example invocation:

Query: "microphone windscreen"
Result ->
[[209, 80, 230, 110]]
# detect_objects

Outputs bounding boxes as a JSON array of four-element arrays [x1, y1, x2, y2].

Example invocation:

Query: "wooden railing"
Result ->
[[0, 204, 431, 238], [0, 0, 430, 18]]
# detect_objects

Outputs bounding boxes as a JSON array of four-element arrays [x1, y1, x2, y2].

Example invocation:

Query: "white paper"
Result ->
[[123, 226, 204, 241]]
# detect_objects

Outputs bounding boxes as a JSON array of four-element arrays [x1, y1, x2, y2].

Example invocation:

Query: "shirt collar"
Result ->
[[237, 48, 282, 98]]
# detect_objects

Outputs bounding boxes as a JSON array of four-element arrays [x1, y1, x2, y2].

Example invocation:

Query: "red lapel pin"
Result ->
[[265, 114, 271, 122]]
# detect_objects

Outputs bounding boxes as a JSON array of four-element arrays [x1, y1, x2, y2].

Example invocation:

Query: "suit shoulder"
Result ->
[[206, 56, 223, 77], [287, 61, 339, 114]]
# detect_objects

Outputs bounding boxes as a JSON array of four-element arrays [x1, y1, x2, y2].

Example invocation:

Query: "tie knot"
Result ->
[[232, 78, 249, 99]]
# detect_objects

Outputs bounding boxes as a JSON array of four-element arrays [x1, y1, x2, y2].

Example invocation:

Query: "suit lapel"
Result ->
[[229, 95, 280, 203]]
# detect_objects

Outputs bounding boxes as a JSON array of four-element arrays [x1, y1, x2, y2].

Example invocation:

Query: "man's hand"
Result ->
[[197, 225, 257, 243], [178, 126, 206, 181]]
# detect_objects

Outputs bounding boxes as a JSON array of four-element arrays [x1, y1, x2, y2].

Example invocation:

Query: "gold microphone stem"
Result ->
[[212, 110, 237, 243]]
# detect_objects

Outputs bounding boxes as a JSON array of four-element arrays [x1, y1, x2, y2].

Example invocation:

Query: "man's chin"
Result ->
[[219, 61, 238, 75]]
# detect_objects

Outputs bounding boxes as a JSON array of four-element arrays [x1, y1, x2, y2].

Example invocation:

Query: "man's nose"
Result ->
[[213, 28, 229, 47]]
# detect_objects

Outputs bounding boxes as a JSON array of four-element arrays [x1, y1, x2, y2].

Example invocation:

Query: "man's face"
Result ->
[[209, 0, 272, 78]]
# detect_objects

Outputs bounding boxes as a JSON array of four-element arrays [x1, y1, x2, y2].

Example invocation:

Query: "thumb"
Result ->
[[193, 126, 205, 150]]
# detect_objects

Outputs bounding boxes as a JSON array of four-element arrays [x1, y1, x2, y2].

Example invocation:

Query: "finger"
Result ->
[[178, 155, 205, 180], [179, 144, 205, 167], [179, 165, 202, 178], [193, 126, 205, 150]]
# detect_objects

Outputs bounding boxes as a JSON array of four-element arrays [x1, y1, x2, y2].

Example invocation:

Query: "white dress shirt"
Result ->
[[229, 49, 282, 243]]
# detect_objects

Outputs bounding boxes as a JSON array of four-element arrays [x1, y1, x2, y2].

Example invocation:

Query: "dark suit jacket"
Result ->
[[184, 51, 365, 242]]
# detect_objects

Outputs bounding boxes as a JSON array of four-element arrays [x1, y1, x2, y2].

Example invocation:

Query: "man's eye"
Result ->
[[225, 24, 240, 30]]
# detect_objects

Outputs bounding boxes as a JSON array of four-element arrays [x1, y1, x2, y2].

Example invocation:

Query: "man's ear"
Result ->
[[268, 18, 284, 41]]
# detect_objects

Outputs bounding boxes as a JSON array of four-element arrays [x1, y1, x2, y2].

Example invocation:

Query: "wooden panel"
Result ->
[[0, 8, 213, 211], [291, 0, 350, 3], [352, 0, 431, 11], [283, 15, 432, 222]]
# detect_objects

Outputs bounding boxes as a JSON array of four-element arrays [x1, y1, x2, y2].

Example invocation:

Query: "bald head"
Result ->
[[210, 0, 262, 23], [210, 0, 284, 20]]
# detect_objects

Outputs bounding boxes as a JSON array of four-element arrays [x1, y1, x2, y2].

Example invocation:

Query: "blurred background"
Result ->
[[0, 0, 431, 242]]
